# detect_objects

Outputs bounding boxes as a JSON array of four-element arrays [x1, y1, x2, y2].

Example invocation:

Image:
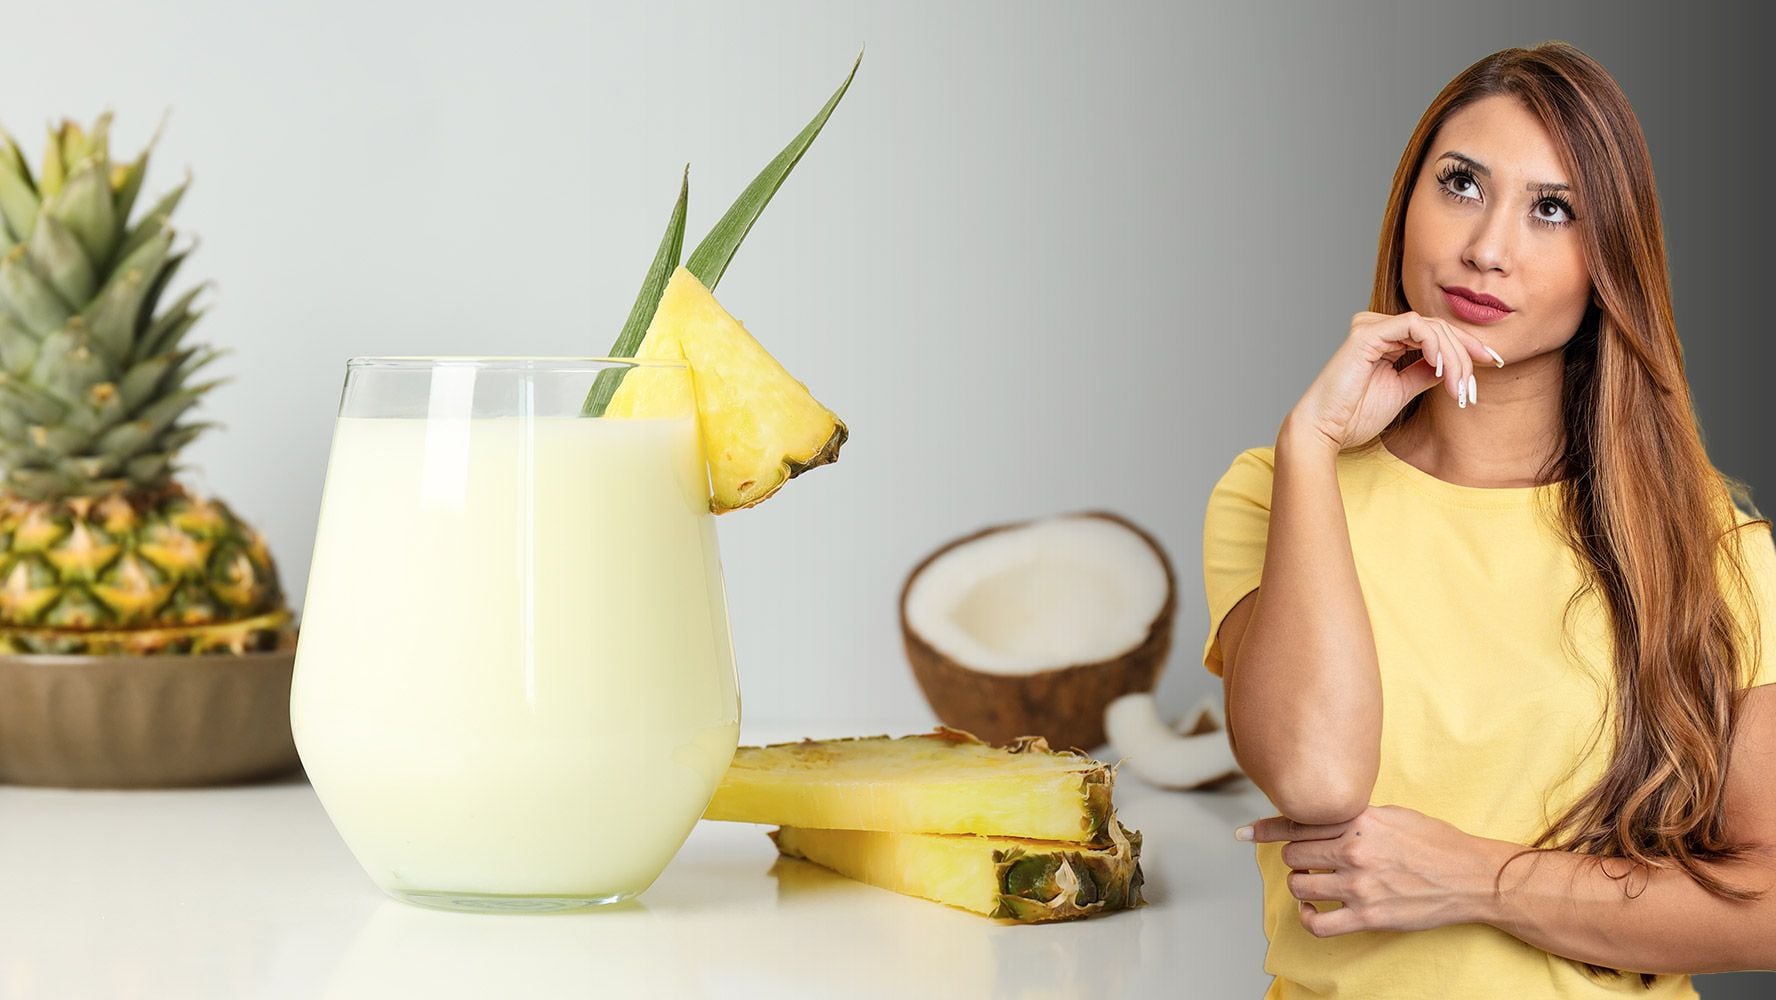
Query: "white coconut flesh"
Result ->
[[904, 516, 1170, 676]]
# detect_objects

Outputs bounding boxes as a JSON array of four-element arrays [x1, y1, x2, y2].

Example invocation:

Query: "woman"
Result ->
[[1202, 42, 1776, 998]]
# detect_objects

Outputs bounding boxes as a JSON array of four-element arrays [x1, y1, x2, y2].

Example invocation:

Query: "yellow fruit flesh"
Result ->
[[775, 827, 1004, 915], [703, 730, 1112, 843], [604, 267, 845, 512]]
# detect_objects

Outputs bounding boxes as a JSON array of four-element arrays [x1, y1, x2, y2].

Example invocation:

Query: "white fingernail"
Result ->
[[1485, 346, 1505, 368], [1458, 378, 1466, 408], [1435, 353, 1443, 378], [1468, 373, 1477, 405], [1234, 825, 1254, 842]]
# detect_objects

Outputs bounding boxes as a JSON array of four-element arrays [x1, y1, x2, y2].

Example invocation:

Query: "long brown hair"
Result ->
[[1371, 42, 1768, 984]]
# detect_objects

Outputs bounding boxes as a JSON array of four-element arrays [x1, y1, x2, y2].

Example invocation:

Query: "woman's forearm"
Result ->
[[1227, 416, 1383, 824], [1475, 837, 1776, 974]]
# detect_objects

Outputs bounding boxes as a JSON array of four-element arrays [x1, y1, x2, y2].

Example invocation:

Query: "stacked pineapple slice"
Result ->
[[704, 728, 1145, 923]]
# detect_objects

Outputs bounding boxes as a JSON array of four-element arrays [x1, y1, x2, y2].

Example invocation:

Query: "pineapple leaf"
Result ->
[[583, 166, 688, 417], [6, 468, 71, 499], [0, 314, 38, 374], [25, 214, 97, 305], [157, 421, 211, 454], [112, 149, 154, 229], [118, 173, 187, 262], [0, 247, 73, 337], [47, 163, 119, 269], [136, 244, 189, 329], [86, 112, 114, 169], [96, 418, 155, 459], [59, 121, 94, 174], [138, 381, 218, 435], [31, 422, 91, 456], [0, 127, 30, 186], [118, 355, 175, 410], [0, 375, 69, 424], [124, 452, 170, 484], [170, 346, 225, 386], [85, 231, 172, 369], [0, 161, 39, 245], [139, 286, 206, 361], [38, 126, 66, 200], [31, 326, 113, 406], [684, 51, 860, 289]]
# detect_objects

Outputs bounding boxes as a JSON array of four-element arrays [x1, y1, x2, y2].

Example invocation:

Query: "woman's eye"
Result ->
[[1442, 171, 1480, 200], [1534, 199, 1573, 224]]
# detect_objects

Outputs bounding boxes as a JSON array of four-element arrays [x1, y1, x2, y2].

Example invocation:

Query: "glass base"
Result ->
[[386, 888, 640, 914]]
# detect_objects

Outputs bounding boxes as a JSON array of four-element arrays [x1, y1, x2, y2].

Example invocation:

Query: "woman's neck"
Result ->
[[1381, 348, 1567, 489]]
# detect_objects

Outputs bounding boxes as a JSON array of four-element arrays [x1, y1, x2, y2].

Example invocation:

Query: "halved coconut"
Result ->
[[900, 512, 1175, 751]]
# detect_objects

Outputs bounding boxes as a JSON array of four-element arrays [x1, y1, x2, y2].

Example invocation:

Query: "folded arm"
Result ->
[[1478, 683, 1776, 974], [1220, 418, 1382, 825]]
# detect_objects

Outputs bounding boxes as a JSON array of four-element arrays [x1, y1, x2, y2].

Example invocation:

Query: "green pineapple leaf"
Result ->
[[0, 247, 73, 337], [25, 214, 96, 305], [581, 166, 688, 417], [685, 50, 861, 289]]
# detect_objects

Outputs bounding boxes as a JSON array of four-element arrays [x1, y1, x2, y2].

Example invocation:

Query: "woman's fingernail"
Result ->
[[1458, 378, 1467, 408], [1435, 353, 1443, 378], [1468, 373, 1477, 405], [1485, 346, 1505, 367], [1235, 825, 1255, 842]]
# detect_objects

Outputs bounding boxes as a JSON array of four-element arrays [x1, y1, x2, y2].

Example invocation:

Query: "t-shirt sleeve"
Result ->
[[1731, 515, 1776, 689], [1201, 447, 1276, 677]]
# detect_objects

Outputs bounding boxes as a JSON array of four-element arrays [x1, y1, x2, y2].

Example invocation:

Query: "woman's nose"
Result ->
[[1462, 205, 1516, 274]]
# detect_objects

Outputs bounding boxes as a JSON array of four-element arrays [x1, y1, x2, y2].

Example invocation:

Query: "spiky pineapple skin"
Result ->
[[770, 820, 1145, 923], [0, 486, 287, 654]]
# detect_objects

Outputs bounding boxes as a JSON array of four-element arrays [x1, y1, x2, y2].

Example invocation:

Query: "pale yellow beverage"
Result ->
[[292, 363, 740, 911]]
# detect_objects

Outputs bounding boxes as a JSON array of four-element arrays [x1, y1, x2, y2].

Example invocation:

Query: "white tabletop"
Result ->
[[0, 723, 1273, 1000]]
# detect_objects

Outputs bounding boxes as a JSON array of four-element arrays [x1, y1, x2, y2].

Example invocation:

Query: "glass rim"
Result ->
[[345, 356, 688, 372]]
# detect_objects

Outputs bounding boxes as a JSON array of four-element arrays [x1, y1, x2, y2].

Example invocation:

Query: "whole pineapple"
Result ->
[[0, 115, 287, 654]]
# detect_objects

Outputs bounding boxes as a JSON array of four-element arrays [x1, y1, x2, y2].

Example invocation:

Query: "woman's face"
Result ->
[[1401, 95, 1592, 361]]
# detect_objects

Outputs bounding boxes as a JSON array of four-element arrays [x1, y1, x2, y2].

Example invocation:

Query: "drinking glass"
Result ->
[[291, 358, 739, 912]]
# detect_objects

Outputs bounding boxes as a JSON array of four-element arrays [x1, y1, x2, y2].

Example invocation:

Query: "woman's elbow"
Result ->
[[1263, 766, 1375, 826]]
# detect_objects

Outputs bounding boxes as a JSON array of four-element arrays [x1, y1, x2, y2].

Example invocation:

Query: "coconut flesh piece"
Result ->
[[1104, 693, 1243, 790], [903, 515, 1171, 676]]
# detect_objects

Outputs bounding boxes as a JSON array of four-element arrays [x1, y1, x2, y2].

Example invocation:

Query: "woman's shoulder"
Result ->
[[1210, 441, 1392, 495]]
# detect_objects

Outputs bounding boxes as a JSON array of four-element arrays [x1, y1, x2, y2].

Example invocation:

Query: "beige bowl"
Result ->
[[0, 649, 300, 788]]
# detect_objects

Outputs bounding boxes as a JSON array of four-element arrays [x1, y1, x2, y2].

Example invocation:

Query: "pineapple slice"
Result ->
[[704, 728, 1114, 843], [604, 267, 846, 512], [771, 820, 1144, 923]]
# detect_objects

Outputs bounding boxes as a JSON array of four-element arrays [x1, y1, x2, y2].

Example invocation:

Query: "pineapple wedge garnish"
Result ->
[[704, 728, 1114, 844], [604, 267, 846, 512], [772, 820, 1144, 923]]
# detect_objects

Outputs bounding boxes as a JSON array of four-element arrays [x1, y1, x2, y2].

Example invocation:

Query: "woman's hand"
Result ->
[[1291, 311, 1504, 452], [1242, 804, 1517, 937]]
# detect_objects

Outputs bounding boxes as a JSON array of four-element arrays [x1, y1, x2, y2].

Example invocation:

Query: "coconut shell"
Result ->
[[900, 511, 1176, 752]]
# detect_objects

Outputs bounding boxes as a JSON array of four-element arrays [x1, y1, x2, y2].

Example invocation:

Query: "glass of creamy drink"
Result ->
[[291, 358, 739, 912]]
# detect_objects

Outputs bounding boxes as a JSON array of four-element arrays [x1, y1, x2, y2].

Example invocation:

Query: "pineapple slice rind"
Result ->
[[771, 820, 1144, 923]]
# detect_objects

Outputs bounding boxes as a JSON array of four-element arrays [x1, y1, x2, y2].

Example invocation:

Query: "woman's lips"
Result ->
[[1442, 286, 1513, 325]]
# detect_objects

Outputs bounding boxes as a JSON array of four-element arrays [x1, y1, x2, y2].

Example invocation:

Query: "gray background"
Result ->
[[2, 1, 1767, 993]]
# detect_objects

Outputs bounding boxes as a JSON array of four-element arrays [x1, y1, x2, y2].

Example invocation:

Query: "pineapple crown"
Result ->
[[0, 113, 217, 502]]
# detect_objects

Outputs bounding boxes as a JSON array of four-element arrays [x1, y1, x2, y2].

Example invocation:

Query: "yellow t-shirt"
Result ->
[[1200, 441, 1776, 1000]]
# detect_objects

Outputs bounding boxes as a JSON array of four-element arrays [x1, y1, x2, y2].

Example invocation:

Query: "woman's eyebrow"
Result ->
[[1437, 151, 1570, 192]]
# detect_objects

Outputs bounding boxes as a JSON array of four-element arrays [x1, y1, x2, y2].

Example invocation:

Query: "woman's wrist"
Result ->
[[1455, 834, 1523, 928], [1277, 410, 1343, 462]]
